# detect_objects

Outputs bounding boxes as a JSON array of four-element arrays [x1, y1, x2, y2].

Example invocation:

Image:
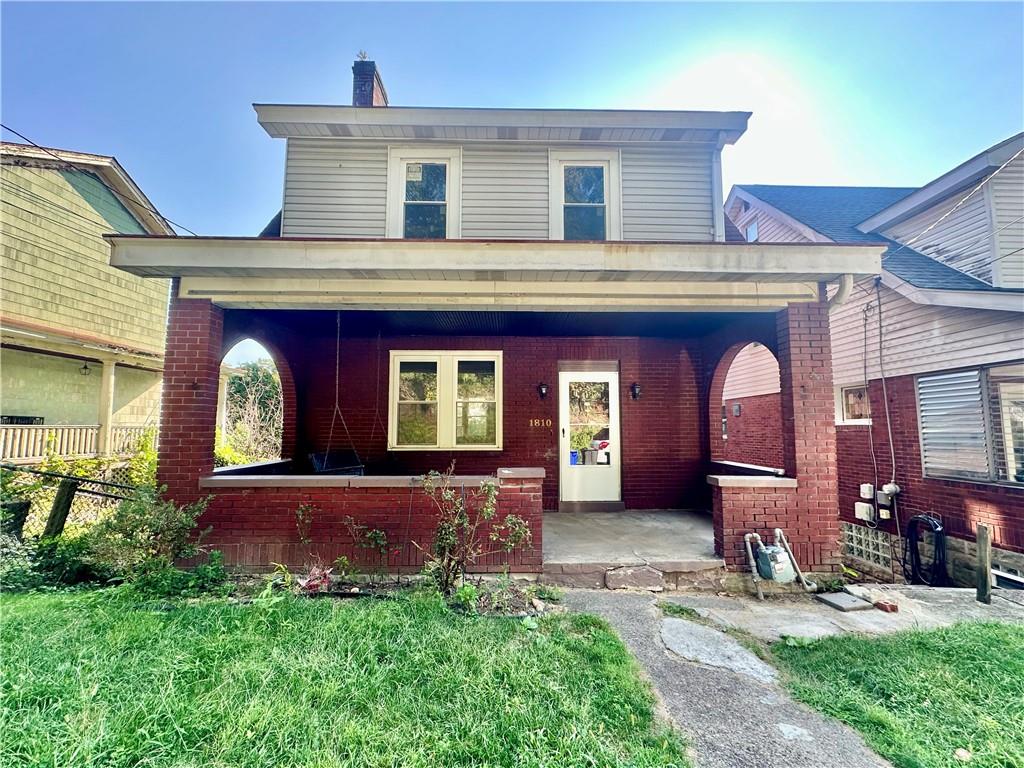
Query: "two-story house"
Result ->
[[725, 133, 1024, 587], [107, 61, 883, 583], [1, 142, 173, 464]]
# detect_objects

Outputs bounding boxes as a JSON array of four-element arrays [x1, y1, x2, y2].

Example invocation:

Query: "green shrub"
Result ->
[[129, 551, 229, 598], [453, 582, 478, 612], [87, 486, 212, 574], [33, 534, 115, 586], [126, 426, 159, 486], [0, 534, 42, 591], [214, 436, 252, 468]]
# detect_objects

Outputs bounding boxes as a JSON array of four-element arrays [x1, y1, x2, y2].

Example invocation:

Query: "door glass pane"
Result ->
[[564, 205, 606, 241], [564, 166, 604, 203], [404, 204, 446, 239], [397, 361, 437, 445], [568, 381, 611, 466], [405, 163, 446, 202]]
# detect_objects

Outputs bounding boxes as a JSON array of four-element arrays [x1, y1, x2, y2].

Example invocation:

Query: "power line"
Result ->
[[1, 178, 114, 230], [1, 123, 197, 236]]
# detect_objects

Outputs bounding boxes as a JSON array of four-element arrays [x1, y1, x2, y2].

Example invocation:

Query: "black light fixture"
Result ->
[[630, 382, 642, 400], [536, 382, 549, 400], [79, 362, 91, 376]]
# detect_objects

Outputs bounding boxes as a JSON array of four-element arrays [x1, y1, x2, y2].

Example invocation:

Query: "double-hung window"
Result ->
[[549, 150, 621, 240], [389, 351, 502, 450], [386, 147, 461, 238], [917, 362, 1024, 485]]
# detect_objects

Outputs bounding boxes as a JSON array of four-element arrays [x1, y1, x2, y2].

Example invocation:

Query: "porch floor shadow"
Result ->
[[542, 510, 720, 570]]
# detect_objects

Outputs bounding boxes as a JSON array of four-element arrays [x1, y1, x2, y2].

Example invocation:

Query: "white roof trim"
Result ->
[[858, 132, 1024, 233], [254, 104, 750, 144], [0, 142, 174, 236], [881, 270, 1024, 312]]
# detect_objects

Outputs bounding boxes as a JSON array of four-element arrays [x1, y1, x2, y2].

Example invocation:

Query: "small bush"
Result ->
[[0, 534, 42, 591], [452, 582, 478, 612], [34, 534, 115, 586], [129, 551, 229, 598]]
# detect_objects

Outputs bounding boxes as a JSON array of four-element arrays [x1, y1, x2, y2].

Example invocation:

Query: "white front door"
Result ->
[[559, 370, 621, 503]]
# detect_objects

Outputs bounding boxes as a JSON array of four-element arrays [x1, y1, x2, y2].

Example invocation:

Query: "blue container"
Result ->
[[570, 450, 580, 465]]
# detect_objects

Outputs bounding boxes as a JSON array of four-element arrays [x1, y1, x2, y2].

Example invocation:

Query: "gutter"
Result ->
[[828, 273, 854, 312]]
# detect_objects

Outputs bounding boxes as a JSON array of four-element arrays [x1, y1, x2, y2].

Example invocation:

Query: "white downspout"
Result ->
[[828, 273, 854, 312], [711, 139, 725, 242]]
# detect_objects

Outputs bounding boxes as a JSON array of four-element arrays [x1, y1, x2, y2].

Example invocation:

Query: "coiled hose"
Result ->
[[902, 514, 948, 586]]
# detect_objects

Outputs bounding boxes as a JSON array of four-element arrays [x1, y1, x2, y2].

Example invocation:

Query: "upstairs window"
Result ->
[[386, 147, 461, 239], [389, 351, 502, 450], [549, 150, 621, 240], [745, 219, 759, 242]]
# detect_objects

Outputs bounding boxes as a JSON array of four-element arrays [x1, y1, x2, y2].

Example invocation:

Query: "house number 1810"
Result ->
[[529, 418, 553, 428]]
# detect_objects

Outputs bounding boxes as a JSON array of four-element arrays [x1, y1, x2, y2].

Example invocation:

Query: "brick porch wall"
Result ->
[[837, 375, 1024, 555], [198, 476, 543, 572]]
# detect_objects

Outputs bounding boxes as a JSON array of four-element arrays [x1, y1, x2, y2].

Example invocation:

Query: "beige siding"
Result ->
[[726, 201, 813, 243], [722, 343, 780, 399], [621, 147, 714, 240], [281, 140, 716, 241], [991, 155, 1024, 289], [0, 348, 160, 426], [462, 144, 548, 238], [281, 139, 388, 237], [830, 279, 1024, 385], [881, 189, 994, 284], [0, 164, 169, 353]]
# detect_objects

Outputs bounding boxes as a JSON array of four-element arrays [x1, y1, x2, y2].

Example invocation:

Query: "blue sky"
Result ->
[[3, 2, 1022, 244]]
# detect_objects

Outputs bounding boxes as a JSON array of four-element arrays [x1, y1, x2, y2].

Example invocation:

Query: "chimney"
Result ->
[[352, 59, 389, 107]]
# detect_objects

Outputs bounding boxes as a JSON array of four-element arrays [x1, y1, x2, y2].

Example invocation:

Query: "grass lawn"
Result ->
[[773, 621, 1024, 768], [0, 589, 687, 768]]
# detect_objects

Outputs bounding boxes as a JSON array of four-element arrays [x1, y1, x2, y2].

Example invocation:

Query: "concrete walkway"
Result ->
[[563, 590, 891, 768]]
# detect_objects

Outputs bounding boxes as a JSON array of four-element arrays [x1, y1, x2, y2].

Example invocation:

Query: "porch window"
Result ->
[[386, 147, 462, 239], [840, 385, 871, 423], [917, 362, 1024, 485], [389, 351, 502, 450], [549, 150, 621, 240]]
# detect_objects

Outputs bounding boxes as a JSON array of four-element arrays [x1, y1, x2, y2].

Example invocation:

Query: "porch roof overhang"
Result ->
[[107, 236, 884, 312]]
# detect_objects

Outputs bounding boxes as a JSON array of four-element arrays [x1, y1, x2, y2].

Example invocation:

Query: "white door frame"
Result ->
[[558, 369, 622, 504]]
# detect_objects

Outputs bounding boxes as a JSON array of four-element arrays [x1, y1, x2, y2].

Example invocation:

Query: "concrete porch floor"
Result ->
[[542, 510, 721, 570]]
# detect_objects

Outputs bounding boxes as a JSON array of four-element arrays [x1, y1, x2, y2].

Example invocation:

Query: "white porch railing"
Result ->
[[0, 424, 152, 464]]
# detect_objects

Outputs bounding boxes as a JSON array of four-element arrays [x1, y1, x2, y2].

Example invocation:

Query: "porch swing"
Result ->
[[307, 312, 365, 476]]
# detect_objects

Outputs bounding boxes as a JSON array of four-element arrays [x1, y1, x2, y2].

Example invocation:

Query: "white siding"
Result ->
[[990, 155, 1024, 289], [462, 144, 548, 239], [621, 147, 714, 240], [282, 139, 388, 237], [830, 279, 1024, 385], [726, 202, 812, 243], [722, 343, 780, 399], [881, 189, 995, 284], [282, 139, 716, 241]]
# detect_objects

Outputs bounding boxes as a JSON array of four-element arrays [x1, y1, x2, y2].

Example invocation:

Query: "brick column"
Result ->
[[158, 284, 224, 504], [708, 299, 841, 575]]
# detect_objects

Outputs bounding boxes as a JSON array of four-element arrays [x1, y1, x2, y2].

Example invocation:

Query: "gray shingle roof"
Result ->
[[735, 185, 917, 242], [736, 184, 1022, 294]]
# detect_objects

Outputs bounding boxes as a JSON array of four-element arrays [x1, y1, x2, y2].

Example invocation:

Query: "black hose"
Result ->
[[902, 514, 948, 586]]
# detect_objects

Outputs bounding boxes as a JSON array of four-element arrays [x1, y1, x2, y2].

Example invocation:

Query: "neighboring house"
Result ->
[[725, 132, 1024, 586], [107, 60, 883, 577], [0, 142, 174, 464]]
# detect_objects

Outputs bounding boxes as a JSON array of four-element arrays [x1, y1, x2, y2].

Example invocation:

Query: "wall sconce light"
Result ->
[[536, 383, 549, 400], [630, 382, 642, 400], [79, 362, 91, 376]]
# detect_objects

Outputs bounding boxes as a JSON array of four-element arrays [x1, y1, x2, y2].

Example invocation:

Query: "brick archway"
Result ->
[[707, 341, 783, 468], [219, 333, 298, 461]]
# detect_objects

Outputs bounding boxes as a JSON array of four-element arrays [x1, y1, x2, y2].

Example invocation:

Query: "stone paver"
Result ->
[[563, 590, 890, 768], [660, 618, 777, 683]]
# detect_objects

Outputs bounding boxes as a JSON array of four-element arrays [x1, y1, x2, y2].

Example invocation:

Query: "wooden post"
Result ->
[[42, 479, 79, 539], [97, 361, 117, 455], [976, 523, 992, 605]]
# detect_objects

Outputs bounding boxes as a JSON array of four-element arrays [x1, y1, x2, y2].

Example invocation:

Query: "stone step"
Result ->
[[542, 559, 728, 592]]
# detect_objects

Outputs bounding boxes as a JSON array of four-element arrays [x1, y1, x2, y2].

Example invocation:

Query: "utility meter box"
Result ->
[[754, 544, 797, 583]]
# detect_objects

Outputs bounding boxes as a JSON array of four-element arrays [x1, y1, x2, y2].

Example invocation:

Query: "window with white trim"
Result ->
[[386, 147, 461, 239], [917, 362, 1024, 485], [840, 385, 871, 422], [549, 150, 621, 240], [389, 351, 502, 450], [745, 219, 759, 242]]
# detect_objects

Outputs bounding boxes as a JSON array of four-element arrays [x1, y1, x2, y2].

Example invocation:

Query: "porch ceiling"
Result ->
[[108, 237, 884, 312]]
